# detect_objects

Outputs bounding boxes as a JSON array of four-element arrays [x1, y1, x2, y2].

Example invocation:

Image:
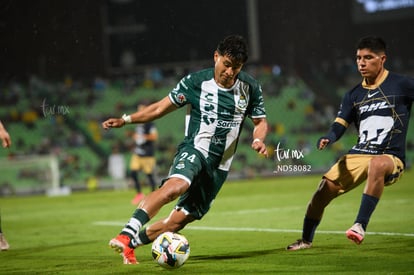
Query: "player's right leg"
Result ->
[[109, 234, 138, 264], [346, 155, 402, 245], [345, 223, 365, 244], [109, 178, 190, 264]]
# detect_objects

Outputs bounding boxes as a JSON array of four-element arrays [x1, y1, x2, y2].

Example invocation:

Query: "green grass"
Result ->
[[1, 170, 414, 274]]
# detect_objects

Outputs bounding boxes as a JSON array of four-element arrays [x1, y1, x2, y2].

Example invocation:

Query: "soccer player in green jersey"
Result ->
[[287, 36, 414, 251], [102, 35, 268, 264]]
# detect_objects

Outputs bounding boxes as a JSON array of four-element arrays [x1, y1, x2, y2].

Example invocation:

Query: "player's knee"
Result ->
[[368, 156, 393, 175], [160, 179, 188, 202], [318, 178, 336, 191], [315, 178, 342, 200], [369, 156, 386, 168], [156, 189, 179, 204]]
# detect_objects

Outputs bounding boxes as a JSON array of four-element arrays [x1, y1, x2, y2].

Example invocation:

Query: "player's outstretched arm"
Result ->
[[316, 121, 347, 150], [102, 96, 177, 130]]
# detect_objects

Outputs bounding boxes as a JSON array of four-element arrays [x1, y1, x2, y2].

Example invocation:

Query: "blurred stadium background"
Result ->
[[0, 0, 413, 195]]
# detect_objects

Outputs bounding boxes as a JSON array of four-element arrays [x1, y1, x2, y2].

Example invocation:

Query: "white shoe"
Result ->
[[0, 233, 10, 251], [286, 239, 312, 251], [346, 223, 365, 244]]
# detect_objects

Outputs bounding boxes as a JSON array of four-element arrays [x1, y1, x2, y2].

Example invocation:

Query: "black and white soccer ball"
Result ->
[[151, 232, 190, 269]]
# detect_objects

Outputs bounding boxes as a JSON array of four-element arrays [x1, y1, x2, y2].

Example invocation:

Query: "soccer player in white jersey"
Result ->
[[287, 36, 414, 251], [102, 35, 268, 264]]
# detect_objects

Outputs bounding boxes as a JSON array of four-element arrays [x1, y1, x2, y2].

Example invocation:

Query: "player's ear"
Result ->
[[214, 51, 219, 63], [381, 54, 387, 64]]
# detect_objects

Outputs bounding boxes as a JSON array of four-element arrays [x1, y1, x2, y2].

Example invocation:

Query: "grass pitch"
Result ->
[[1, 169, 414, 274]]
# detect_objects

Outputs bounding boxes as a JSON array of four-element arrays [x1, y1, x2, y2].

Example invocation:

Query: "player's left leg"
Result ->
[[136, 209, 196, 245], [287, 178, 341, 251], [346, 155, 402, 244]]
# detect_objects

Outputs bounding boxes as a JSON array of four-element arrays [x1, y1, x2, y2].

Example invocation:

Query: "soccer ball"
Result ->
[[151, 232, 190, 269]]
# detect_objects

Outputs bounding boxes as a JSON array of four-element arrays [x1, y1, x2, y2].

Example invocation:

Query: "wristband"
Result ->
[[253, 138, 261, 143], [122, 114, 132, 124]]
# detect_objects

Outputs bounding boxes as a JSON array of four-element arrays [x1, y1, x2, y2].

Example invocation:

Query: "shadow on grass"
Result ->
[[0, 240, 99, 257], [190, 247, 285, 261]]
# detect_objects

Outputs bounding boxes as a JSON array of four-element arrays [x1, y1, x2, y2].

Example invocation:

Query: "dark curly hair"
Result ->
[[216, 35, 248, 63]]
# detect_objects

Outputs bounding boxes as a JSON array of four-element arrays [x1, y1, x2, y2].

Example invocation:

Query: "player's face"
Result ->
[[214, 52, 243, 88], [356, 48, 386, 83]]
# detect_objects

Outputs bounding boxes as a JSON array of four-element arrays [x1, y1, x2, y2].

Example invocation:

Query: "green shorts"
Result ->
[[163, 144, 228, 220]]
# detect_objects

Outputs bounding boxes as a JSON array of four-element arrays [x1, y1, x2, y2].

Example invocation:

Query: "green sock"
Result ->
[[137, 228, 152, 245], [132, 208, 150, 225], [121, 209, 150, 240]]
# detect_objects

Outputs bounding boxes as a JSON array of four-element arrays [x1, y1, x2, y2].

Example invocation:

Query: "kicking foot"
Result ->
[[109, 234, 138, 264]]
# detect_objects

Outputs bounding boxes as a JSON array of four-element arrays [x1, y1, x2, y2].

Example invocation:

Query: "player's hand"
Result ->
[[251, 139, 268, 157], [1, 135, 11, 148], [0, 130, 11, 148], [317, 137, 330, 150], [102, 118, 125, 129]]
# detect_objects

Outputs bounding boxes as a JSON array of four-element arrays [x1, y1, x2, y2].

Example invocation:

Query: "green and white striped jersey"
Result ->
[[169, 68, 266, 171]]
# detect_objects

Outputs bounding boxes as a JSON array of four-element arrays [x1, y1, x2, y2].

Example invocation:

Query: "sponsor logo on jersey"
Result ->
[[202, 115, 215, 125], [175, 161, 185, 170], [176, 93, 186, 104], [205, 92, 214, 102], [211, 136, 223, 145], [204, 103, 214, 112], [359, 101, 394, 114], [216, 120, 240, 128], [367, 90, 380, 98]]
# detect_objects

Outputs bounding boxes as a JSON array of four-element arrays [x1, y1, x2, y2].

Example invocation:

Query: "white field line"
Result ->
[[216, 207, 303, 215], [93, 221, 414, 237]]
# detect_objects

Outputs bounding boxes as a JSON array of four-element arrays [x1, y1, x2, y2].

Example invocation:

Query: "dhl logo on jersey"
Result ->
[[359, 101, 394, 114]]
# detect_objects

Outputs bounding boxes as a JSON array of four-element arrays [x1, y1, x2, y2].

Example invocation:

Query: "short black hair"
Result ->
[[356, 36, 387, 54], [216, 35, 248, 63]]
